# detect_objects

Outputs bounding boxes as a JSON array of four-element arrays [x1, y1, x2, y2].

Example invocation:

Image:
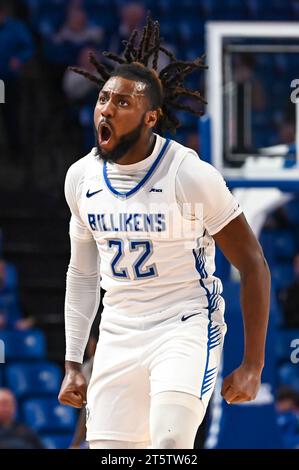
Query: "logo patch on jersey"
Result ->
[[181, 312, 202, 321], [86, 189, 103, 198], [149, 188, 163, 192]]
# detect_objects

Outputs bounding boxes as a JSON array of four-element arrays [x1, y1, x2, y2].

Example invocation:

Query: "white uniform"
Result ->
[[64, 133, 242, 442]]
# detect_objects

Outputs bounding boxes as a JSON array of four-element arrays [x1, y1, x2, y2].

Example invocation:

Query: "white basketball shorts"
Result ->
[[86, 306, 227, 442]]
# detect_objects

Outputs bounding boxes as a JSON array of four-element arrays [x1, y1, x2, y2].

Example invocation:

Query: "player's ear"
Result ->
[[144, 109, 158, 129]]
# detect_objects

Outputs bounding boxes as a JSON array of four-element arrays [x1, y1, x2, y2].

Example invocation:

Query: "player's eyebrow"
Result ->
[[115, 93, 133, 100], [99, 90, 133, 99]]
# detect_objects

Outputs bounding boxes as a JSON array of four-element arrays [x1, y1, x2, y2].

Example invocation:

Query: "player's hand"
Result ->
[[58, 368, 87, 408], [221, 363, 263, 404]]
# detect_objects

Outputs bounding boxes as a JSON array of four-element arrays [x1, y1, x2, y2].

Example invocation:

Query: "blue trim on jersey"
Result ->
[[199, 278, 213, 398], [103, 138, 170, 199], [209, 280, 222, 314], [192, 247, 208, 279], [193, 251, 222, 398]]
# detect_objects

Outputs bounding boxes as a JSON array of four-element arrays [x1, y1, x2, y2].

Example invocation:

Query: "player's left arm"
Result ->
[[177, 154, 270, 403], [213, 213, 271, 404]]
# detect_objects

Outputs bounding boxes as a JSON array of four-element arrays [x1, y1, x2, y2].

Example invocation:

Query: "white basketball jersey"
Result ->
[[78, 136, 224, 317]]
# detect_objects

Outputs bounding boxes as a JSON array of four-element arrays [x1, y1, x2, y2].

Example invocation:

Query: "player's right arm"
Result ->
[[58, 159, 100, 408]]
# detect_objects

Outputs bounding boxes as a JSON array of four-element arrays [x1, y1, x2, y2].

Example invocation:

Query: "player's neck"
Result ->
[[115, 133, 156, 165]]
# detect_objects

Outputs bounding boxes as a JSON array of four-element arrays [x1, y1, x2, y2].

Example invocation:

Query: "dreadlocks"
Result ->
[[69, 13, 207, 135]]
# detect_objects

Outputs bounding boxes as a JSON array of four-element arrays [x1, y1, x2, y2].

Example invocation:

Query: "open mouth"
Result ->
[[99, 123, 113, 145]]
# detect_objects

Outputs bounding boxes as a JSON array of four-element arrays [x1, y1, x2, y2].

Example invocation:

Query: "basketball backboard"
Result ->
[[204, 22, 299, 190]]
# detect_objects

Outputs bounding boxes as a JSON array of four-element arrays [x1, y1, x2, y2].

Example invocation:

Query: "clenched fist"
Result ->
[[221, 363, 263, 404], [58, 364, 87, 409]]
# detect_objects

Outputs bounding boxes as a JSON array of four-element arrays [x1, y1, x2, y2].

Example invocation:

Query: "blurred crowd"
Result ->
[[1, 0, 298, 190], [0, 0, 203, 193]]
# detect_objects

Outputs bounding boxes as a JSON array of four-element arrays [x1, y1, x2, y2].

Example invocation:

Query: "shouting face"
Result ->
[[94, 76, 157, 163]]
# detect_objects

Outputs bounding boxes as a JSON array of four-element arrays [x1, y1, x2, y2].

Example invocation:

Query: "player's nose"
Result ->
[[101, 98, 116, 118]]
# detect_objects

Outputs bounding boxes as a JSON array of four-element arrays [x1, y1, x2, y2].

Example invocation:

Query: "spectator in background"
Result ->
[[49, 5, 103, 66], [110, 2, 177, 73], [232, 52, 267, 154], [234, 53, 266, 112], [63, 46, 99, 104], [63, 46, 101, 151], [117, 2, 145, 42], [14, 310, 35, 330], [279, 253, 299, 328], [0, 257, 21, 329], [55, 6, 103, 48], [276, 386, 299, 413], [276, 386, 299, 448], [109, 2, 146, 55], [0, 0, 34, 159], [0, 257, 34, 330], [0, 388, 44, 449], [0, 258, 17, 293]]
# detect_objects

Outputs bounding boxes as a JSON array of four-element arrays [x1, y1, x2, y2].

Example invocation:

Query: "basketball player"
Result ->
[[58, 16, 270, 449]]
